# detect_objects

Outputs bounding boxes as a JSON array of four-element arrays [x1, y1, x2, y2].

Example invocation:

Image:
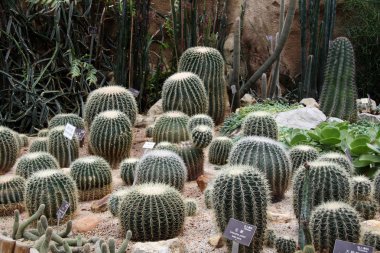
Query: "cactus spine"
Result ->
[[153, 111, 190, 143], [275, 236, 297, 253], [289, 145, 318, 172], [191, 125, 213, 149], [48, 113, 84, 130], [154, 142, 179, 154], [350, 176, 378, 220], [120, 158, 139, 185], [19, 134, 29, 147], [363, 231, 380, 250], [29, 138, 49, 153], [242, 111, 278, 140], [185, 199, 197, 216], [0, 176, 26, 216], [208, 137, 233, 165], [38, 129, 49, 137], [316, 152, 354, 174], [178, 144, 204, 181], [0, 126, 19, 174], [187, 114, 214, 131], [108, 189, 129, 217], [15, 152, 60, 179]]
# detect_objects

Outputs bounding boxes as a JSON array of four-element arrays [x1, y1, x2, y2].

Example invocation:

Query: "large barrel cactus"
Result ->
[[29, 137, 49, 153], [191, 125, 213, 149], [319, 37, 357, 121], [289, 145, 318, 172], [242, 111, 278, 140], [178, 47, 226, 124], [316, 152, 354, 174], [48, 126, 79, 168], [187, 114, 214, 131], [154, 142, 179, 154], [0, 175, 26, 216], [120, 158, 139, 185], [153, 111, 190, 143], [48, 113, 84, 130], [178, 144, 204, 181], [15, 152, 60, 179], [208, 137, 233, 165], [0, 126, 19, 174]]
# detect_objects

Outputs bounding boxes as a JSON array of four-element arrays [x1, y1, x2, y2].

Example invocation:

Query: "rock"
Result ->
[[240, 94, 257, 106], [327, 117, 344, 123], [147, 99, 163, 118], [267, 211, 292, 223], [275, 108, 326, 130], [196, 175, 209, 192], [358, 113, 380, 123], [131, 238, 186, 253], [208, 234, 225, 248], [72, 216, 101, 233], [91, 194, 110, 213], [300, 98, 319, 108], [357, 98, 377, 113], [135, 114, 155, 128], [360, 220, 380, 233]]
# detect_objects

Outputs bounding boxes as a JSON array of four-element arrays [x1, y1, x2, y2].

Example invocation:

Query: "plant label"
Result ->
[[223, 218, 256, 247], [56, 200, 70, 221], [63, 123, 76, 140], [128, 88, 140, 97], [333, 239, 373, 253], [231, 85, 237, 94], [143, 141, 156, 149], [75, 128, 86, 141]]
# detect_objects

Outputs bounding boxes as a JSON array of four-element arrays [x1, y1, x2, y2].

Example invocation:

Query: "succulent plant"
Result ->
[[310, 202, 360, 252], [29, 138, 49, 153], [292, 161, 351, 218], [162, 72, 208, 116], [89, 110, 133, 167], [316, 152, 354, 174], [120, 158, 139, 185], [208, 137, 233, 165], [191, 125, 213, 148], [242, 111, 278, 140], [12, 131, 23, 150], [229, 136, 292, 201], [15, 152, 60, 179], [153, 111, 190, 143], [108, 189, 129, 217], [119, 183, 185, 241], [212, 165, 270, 253], [154, 141, 179, 154], [302, 245, 315, 253], [275, 236, 297, 253], [0, 175, 26, 216], [204, 184, 214, 209], [135, 150, 187, 191], [25, 169, 78, 224], [351, 176, 373, 200], [178, 47, 226, 124], [84, 85, 138, 128], [145, 124, 154, 138], [188, 114, 214, 131], [19, 134, 29, 147], [363, 231, 380, 250], [185, 199, 197, 216], [0, 126, 19, 174], [374, 171, 380, 205], [351, 199, 378, 220], [289, 145, 318, 172], [265, 229, 276, 247], [48, 113, 85, 130], [70, 156, 112, 201], [178, 143, 204, 181], [38, 129, 49, 137], [47, 126, 79, 168]]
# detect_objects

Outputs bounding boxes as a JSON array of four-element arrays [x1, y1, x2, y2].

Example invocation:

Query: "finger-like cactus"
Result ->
[[188, 114, 214, 132], [70, 156, 112, 201], [119, 183, 186, 241], [0, 175, 25, 216], [120, 158, 139, 185], [153, 111, 190, 143], [363, 231, 380, 250], [178, 47, 226, 124], [191, 125, 213, 148], [208, 137, 233, 165], [29, 138, 49, 153], [48, 126, 79, 168], [178, 144, 204, 181], [84, 85, 138, 128], [48, 113, 85, 130], [289, 145, 318, 172], [316, 152, 354, 174], [374, 171, 380, 205], [154, 142, 179, 154], [108, 189, 129, 217], [38, 129, 49, 137], [162, 72, 208, 116], [310, 202, 360, 253], [19, 134, 29, 147], [242, 111, 278, 140], [0, 126, 19, 174], [185, 199, 197, 216], [212, 165, 270, 253], [89, 110, 133, 168], [229, 136, 292, 201], [15, 152, 60, 179], [275, 236, 297, 253]]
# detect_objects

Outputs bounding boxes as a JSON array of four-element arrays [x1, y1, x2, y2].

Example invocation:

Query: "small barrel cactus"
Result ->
[[29, 137, 49, 153], [108, 189, 129, 217], [119, 183, 186, 241], [351, 199, 378, 220], [154, 142, 179, 154], [25, 169, 78, 224], [48, 113, 84, 130], [120, 158, 139, 185], [84, 85, 138, 128], [135, 150, 187, 191], [70, 156, 112, 201], [191, 125, 213, 148], [265, 229, 276, 247], [38, 129, 49, 137], [153, 111, 190, 143], [242, 111, 278, 139], [0, 175, 26, 216], [351, 176, 373, 200], [162, 72, 208, 116], [275, 236, 297, 253], [185, 199, 197, 216], [89, 110, 133, 167], [19, 134, 29, 147], [208, 137, 233, 165], [178, 144, 204, 181], [204, 184, 214, 209], [48, 126, 79, 168], [0, 126, 19, 174], [363, 231, 380, 250], [289, 145, 318, 172], [317, 152, 354, 174], [188, 114, 214, 131], [374, 171, 380, 205], [302, 245, 316, 253], [15, 152, 60, 179], [310, 202, 360, 252], [145, 124, 154, 138]]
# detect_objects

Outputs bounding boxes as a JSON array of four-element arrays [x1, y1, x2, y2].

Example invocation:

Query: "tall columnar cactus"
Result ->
[[29, 138, 49, 153], [0, 126, 19, 174], [212, 165, 270, 253], [363, 231, 380, 250], [350, 176, 378, 220], [319, 37, 357, 122], [188, 114, 214, 131], [289, 145, 318, 172], [154, 142, 179, 154], [178, 47, 226, 124], [0, 175, 26, 216], [38, 129, 49, 137], [19, 134, 29, 147], [178, 144, 204, 181], [119, 183, 186, 241], [153, 111, 190, 143], [310, 202, 360, 252], [275, 236, 297, 253], [374, 171, 380, 205], [89, 110, 133, 167], [242, 111, 278, 140], [108, 189, 130, 217], [208, 137, 233, 165], [48, 113, 85, 130], [228, 136, 292, 201], [15, 152, 60, 179], [48, 126, 79, 168], [120, 158, 139, 185], [84, 85, 138, 128], [191, 125, 213, 149], [162, 72, 208, 116], [292, 161, 351, 218], [25, 169, 78, 224], [135, 150, 187, 191], [317, 152, 354, 174], [70, 156, 112, 201]]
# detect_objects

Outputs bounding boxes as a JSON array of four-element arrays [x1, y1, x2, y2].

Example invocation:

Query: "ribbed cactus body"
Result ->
[[145, 125, 154, 138], [13, 132, 23, 150], [29, 138, 49, 153], [0, 176, 25, 216], [0, 126, 19, 174], [119, 183, 186, 241], [135, 150, 187, 191], [275, 237, 297, 253], [89, 110, 133, 167], [108, 189, 129, 217], [363, 231, 380, 250], [351, 199, 377, 220], [188, 114, 214, 131], [242, 111, 278, 139], [48, 126, 79, 168], [84, 85, 138, 127], [374, 171, 380, 205], [185, 199, 197, 216], [319, 37, 357, 121], [25, 169, 78, 223], [204, 185, 214, 209], [15, 152, 60, 179], [178, 144, 204, 181], [38, 129, 49, 137], [154, 142, 179, 154], [317, 152, 354, 174], [70, 156, 112, 201], [289, 145, 318, 172], [178, 47, 226, 124], [208, 137, 233, 165], [310, 202, 360, 253], [228, 136, 291, 201], [120, 158, 139, 185], [153, 111, 189, 143], [191, 125, 213, 148], [19, 134, 29, 147], [212, 165, 270, 253], [351, 176, 372, 200], [162, 72, 208, 116], [48, 113, 84, 130], [265, 230, 276, 247]]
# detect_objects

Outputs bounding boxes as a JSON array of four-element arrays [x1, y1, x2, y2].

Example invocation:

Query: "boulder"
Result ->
[[357, 98, 377, 113], [208, 234, 225, 248], [91, 194, 110, 213], [300, 98, 319, 108], [275, 107, 326, 129], [240, 94, 257, 106], [147, 99, 163, 118], [72, 216, 101, 233], [131, 238, 186, 253], [135, 114, 155, 128]]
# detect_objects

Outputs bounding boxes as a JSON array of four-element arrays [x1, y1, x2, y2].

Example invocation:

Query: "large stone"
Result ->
[[240, 94, 257, 106], [300, 98, 319, 108], [147, 99, 163, 118], [131, 238, 186, 253], [135, 114, 155, 128], [357, 98, 377, 113], [91, 194, 110, 213], [196, 175, 209, 192], [360, 220, 380, 233], [208, 234, 225, 248], [275, 107, 326, 129], [72, 216, 101, 233]]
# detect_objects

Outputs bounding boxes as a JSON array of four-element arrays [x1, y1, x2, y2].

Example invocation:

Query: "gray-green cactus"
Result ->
[[374, 171, 380, 205], [242, 111, 278, 140], [120, 158, 139, 185], [212, 165, 270, 253], [188, 114, 214, 131], [208, 137, 233, 165], [204, 184, 214, 209], [29, 138, 49, 153], [119, 183, 185, 241], [178, 143, 204, 181], [108, 189, 129, 217], [0, 126, 19, 174], [15, 152, 60, 179], [145, 124, 154, 138], [275, 236, 297, 253], [289, 145, 318, 172], [185, 199, 197, 216], [19, 134, 29, 147], [153, 111, 190, 143], [265, 229, 276, 248], [38, 129, 49, 137], [0, 175, 26, 216], [316, 152, 354, 174], [363, 231, 380, 250], [351, 176, 372, 200], [310, 202, 360, 252], [154, 142, 179, 154], [191, 125, 213, 149], [48, 113, 85, 130], [351, 199, 378, 220]]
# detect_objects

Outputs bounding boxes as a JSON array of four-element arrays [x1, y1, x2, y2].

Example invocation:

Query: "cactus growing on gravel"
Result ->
[[204, 184, 214, 209], [310, 202, 360, 252], [0, 126, 19, 174], [212, 165, 270, 253], [208, 137, 233, 165], [108, 189, 130, 217], [162, 72, 208, 116], [29, 137, 49, 153], [0, 175, 26, 216], [228, 136, 292, 201], [89, 110, 133, 167], [188, 114, 214, 131], [48, 113, 85, 130], [178, 47, 226, 124], [119, 183, 186, 241], [275, 236, 297, 253], [120, 158, 139, 185], [185, 199, 197, 216], [15, 152, 60, 179], [319, 37, 358, 122], [48, 126, 79, 168], [178, 144, 204, 181], [191, 125, 213, 148], [363, 231, 380, 250], [242, 111, 278, 139], [25, 169, 78, 223], [374, 171, 380, 205], [70, 156, 112, 201], [84, 85, 138, 128], [316, 152, 354, 174], [154, 142, 179, 154], [289, 145, 318, 172], [38, 129, 49, 137], [153, 111, 190, 143]]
